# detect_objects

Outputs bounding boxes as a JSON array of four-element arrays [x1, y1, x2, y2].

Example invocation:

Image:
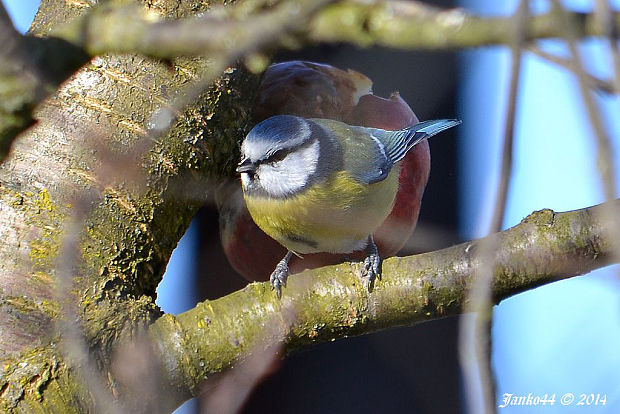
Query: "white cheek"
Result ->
[[258, 140, 319, 197]]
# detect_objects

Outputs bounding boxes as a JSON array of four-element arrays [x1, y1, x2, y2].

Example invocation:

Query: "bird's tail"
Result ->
[[384, 119, 461, 163]]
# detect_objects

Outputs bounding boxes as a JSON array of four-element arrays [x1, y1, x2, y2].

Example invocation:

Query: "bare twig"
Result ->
[[54, 120, 172, 412], [459, 2, 528, 412], [550, 0, 617, 201], [595, 0, 620, 93], [528, 45, 616, 94], [200, 345, 281, 414], [491, 11, 526, 235], [549, 0, 620, 284]]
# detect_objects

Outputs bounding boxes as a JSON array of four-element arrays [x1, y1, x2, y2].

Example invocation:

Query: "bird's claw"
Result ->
[[361, 235, 381, 291], [270, 256, 290, 299], [362, 251, 382, 291]]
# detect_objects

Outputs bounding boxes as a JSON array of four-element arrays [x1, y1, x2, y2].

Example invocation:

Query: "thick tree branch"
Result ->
[[54, 0, 332, 58], [310, 1, 618, 48], [50, 1, 620, 56], [149, 200, 618, 410]]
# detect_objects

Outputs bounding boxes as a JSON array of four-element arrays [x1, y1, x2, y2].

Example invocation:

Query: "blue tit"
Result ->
[[236, 114, 461, 297]]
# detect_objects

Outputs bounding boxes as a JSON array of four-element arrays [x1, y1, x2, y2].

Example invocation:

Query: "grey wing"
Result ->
[[371, 119, 462, 164], [311, 118, 393, 185], [360, 134, 393, 184]]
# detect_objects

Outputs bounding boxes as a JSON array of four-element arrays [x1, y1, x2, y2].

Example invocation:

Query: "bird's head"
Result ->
[[238, 115, 337, 198]]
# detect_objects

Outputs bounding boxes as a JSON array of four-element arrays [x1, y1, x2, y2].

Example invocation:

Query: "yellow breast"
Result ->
[[243, 168, 399, 254]]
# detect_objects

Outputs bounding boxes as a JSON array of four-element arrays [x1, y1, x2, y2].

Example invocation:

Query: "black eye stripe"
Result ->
[[265, 149, 288, 163], [262, 137, 318, 165]]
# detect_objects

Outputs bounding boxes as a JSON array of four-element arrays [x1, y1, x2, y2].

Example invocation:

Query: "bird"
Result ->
[[220, 60, 432, 283], [237, 114, 461, 297]]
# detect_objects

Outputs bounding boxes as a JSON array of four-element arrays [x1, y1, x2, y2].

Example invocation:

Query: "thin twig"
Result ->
[[199, 310, 290, 414], [491, 17, 525, 235], [549, 0, 620, 279], [528, 45, 616, 94], [459, 1, 528, 413], [550, 0, 617, 201], [595, 0, 620, 93]]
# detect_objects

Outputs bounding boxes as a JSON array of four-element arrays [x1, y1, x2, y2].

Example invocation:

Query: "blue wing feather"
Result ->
[[371, 119, 462, 164]]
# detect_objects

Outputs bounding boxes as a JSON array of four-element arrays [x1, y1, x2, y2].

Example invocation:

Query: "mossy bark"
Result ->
[[0, 0, 260, 412]]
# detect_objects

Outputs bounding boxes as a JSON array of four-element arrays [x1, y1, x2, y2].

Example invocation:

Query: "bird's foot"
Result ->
[[270, 251, 293, 298], [361, 235, 382, 291]]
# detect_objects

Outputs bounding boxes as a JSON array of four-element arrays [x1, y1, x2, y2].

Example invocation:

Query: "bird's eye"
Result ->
[[266, 149, 288, 164]]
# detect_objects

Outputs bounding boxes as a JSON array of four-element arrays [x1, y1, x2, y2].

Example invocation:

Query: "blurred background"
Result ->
[[5, 0, 620, 413]]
